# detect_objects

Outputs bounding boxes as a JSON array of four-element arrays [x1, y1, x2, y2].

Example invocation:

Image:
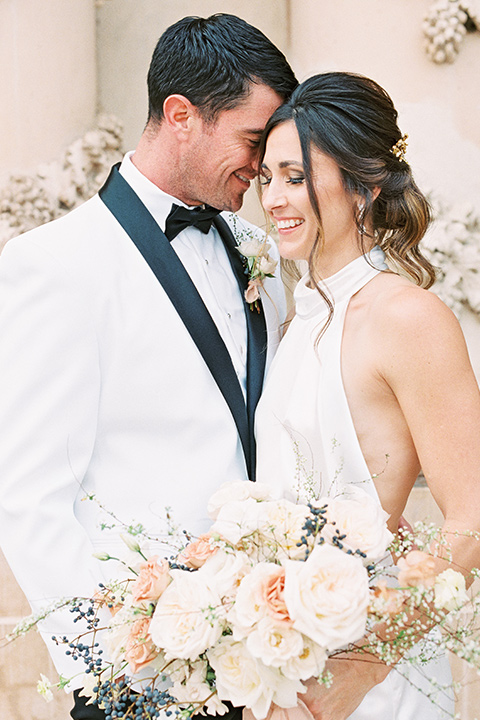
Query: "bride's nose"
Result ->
[[261, 179, 288, 214]]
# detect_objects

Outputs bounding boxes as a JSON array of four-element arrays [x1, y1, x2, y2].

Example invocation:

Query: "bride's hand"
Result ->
[[302, 655, 390, 720]]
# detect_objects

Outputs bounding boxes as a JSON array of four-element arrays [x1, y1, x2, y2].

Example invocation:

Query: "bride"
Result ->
[[255, 72, 480, 719]]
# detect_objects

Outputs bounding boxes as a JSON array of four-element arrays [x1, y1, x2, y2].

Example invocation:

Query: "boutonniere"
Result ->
[[228, 214, 278, 312]]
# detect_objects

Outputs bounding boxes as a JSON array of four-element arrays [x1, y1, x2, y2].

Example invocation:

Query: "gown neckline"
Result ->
[[294, 246, 388, 320]]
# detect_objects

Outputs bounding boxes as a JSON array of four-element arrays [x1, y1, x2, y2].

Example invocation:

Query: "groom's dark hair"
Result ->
[[147, 13, 297, 124]]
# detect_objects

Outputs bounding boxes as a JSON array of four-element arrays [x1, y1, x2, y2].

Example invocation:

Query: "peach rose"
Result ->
[[130, 556, 171, 603], [245, 280, 261, 304], [125, 617, 158, 674], [177, 534, 219, 569], [260, 566, 292, 625], [397, 550, 436, 588]]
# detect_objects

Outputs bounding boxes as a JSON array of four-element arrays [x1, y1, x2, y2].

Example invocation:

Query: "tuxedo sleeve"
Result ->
[[0, 235, 105, 682]]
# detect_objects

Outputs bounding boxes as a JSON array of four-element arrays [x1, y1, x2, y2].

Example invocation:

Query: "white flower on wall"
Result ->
[[423, 0, 480, 63], [423, 194, 480, 315]]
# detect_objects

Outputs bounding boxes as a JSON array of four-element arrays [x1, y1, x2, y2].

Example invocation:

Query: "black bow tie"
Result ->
[[164, 203, 221, 242]]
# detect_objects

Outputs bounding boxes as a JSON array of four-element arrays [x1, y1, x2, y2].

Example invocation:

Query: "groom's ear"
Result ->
[[162, 95, 200, 139]]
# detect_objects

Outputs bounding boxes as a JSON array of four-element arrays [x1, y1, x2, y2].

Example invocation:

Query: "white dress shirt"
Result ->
[[120, 152, 248, 394]]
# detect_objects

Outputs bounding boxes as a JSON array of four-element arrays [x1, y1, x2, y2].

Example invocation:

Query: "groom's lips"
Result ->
[[233, 172, 251, 188]]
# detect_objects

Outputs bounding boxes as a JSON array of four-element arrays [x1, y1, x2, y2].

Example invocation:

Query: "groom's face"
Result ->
[[180, 83, 283, 212]]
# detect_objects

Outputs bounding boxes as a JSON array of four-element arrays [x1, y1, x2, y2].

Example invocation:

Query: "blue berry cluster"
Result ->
[[296, 503, 328, 559], [92, 678, 178, 719]]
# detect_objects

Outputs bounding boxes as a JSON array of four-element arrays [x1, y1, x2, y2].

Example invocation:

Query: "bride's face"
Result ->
[[260, 121, 358, 263]]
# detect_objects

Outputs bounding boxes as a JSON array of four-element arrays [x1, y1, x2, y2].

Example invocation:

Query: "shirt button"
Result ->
[[227, 312, 232, 319]]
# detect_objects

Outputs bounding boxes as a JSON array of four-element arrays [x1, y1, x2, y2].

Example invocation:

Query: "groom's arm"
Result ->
[[0, 234, 105, 683]]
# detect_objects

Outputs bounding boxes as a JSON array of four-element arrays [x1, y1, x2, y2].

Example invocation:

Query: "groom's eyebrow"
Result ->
[[243, 129, 264, 142]]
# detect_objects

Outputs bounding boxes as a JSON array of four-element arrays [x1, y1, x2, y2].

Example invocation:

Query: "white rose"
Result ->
[[172, 661, 229, 716], [210, 498, 262, 546], [208, 637, 302, 720], [258, 255, 278, 275], [198, 548, 252, 602], [237, 239, 269, 258], [282, 637, 326, 681], [284, 544, 369, 651], [434, 569, 469, 612], [150, 569, 224, 660], [207, 637, 276, 719], [208, 481, 273, 520], [319, 487, 393, 561], [256, 499, 310, 561], [246, 616, 304, 667]]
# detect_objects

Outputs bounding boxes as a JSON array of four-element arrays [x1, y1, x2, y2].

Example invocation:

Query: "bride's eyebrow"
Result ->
[[261, 160, 304, 171]]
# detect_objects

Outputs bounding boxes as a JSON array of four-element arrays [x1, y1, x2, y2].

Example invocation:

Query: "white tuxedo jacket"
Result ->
[[0, 185, 285, 681]]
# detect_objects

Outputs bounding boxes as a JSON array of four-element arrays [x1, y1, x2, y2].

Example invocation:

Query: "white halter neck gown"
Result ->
[[255, 248, 453, 719]]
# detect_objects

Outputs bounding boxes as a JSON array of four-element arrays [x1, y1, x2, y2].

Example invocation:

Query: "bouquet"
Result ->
[[8, 481, 480, 719]]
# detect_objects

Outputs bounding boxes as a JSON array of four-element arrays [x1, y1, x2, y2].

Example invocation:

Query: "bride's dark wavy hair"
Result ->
[[258, 72, 435, 333]]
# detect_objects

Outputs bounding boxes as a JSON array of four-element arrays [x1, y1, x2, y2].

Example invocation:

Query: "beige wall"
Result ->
[[0, 0, 97, 183], [288, 0, 480, 206]]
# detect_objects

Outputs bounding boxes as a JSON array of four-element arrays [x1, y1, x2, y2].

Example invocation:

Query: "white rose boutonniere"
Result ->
[[229, 214, 278, 311]]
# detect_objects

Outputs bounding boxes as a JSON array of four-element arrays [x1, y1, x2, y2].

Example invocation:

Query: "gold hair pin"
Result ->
[[390, 134, 408, 163]]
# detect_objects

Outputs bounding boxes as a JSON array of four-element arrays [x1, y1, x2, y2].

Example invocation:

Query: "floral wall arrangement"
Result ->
[[0, 116, 123, 253], [423, 0, 480, 63], [423, 197, 480, 316]]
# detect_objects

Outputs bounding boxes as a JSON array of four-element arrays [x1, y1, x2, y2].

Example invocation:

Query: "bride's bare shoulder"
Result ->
[[364, 271, 467, 360]]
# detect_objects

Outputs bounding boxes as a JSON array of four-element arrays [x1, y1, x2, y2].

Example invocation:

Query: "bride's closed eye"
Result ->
[[287, 175, 305, 185], [258, 174, 305, 186]]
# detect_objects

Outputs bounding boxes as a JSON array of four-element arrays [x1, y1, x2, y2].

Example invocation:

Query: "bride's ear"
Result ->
[[372, 186, 381, 202]]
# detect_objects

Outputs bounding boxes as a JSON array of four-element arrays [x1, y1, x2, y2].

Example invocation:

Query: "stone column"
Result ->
[[0, 0, 97, 181]]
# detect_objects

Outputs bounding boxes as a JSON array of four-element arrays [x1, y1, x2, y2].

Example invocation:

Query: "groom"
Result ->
[[0, 13, 296, 720]]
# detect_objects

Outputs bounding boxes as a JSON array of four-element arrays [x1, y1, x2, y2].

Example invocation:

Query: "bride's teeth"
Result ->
[[277, 219, 304, 229]]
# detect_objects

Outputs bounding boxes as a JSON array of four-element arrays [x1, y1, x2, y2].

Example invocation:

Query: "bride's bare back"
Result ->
[[342, 270, 480, 533]]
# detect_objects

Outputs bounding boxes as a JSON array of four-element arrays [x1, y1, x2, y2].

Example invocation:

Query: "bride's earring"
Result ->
[[357, 201, 366, 235]]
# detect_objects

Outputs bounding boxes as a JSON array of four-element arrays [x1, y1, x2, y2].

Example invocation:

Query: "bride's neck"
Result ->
[[312, 239, 375, 280]]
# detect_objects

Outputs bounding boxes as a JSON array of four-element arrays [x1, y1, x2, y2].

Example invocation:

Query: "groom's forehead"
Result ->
[[213, 84, 283, 132]]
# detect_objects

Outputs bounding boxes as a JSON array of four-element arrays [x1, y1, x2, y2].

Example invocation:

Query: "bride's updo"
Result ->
[[259, 71, 436, 289]]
